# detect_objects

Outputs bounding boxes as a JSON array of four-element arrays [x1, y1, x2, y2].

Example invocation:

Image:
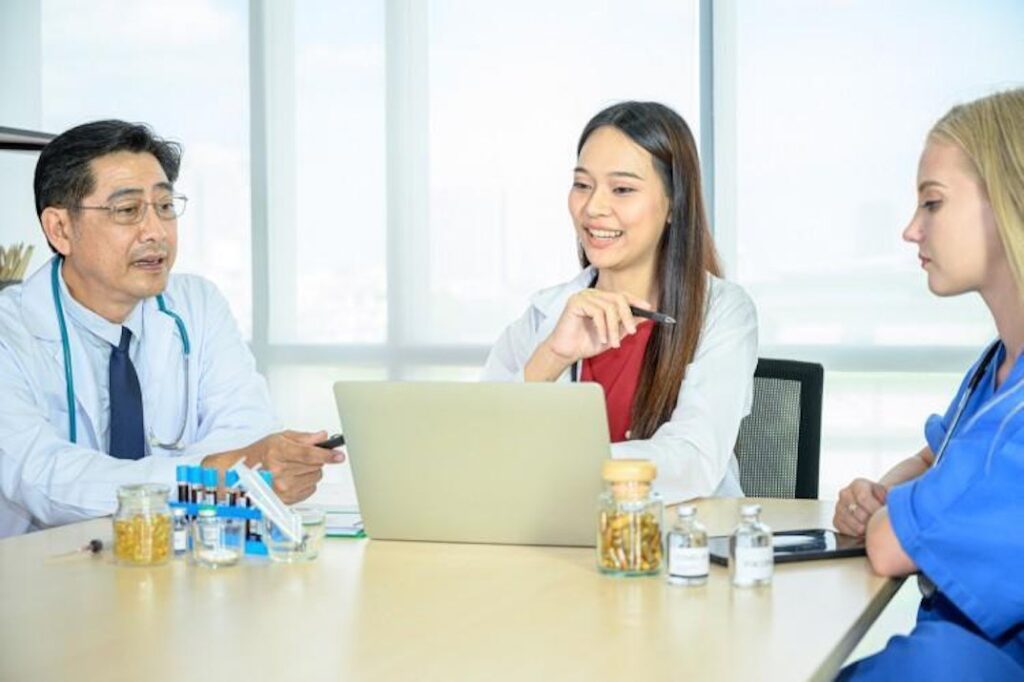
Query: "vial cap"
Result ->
[[740, 504, 762, 517], [188, 466, 202, 484], [225, 470, 239, 487], [172, 506, 187, 517], [197, 505, 217, 517], [176, 465, 188, 482], [260, 470, 273, 485], [202, 468, 218, 488]]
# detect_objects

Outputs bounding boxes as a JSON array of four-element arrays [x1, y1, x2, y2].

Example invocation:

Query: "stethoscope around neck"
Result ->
[[932, 339, 1001, 467], [919, 338, 1000, 600], [51, 256, 192, 451]]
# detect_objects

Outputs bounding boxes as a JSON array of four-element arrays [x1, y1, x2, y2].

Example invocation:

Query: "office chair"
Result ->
[[734, 358, 824, 499]]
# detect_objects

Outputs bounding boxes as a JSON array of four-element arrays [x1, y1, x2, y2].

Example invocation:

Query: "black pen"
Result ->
[[629, 306, 676, 325], [316, 433, 346, 449]]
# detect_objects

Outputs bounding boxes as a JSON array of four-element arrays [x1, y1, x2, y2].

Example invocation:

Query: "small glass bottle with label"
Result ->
[[729, 504, 773, 587], [666, 505, 709, 586], [171, 506, 189, 557], [191, 505, 241, 568]]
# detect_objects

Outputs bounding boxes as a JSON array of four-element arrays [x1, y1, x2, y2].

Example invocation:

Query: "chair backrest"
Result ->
[[735, 358, 824, 499]]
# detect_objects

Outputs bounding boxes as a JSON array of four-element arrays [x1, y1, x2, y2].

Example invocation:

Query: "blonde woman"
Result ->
[[837, 89, 1024, 678]]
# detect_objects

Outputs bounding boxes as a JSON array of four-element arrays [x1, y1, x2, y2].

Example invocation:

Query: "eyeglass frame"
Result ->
[[74, 193, 189, 225]]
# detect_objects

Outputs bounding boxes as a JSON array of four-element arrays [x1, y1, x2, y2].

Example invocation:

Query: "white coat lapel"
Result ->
[[529, 267, 595, 384], [20, 258, 103, 441]]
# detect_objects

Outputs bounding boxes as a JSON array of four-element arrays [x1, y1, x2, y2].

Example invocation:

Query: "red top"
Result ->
[[581, 321, 655, 443]]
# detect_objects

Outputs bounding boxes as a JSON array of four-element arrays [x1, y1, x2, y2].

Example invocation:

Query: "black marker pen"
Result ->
[[316, 433, 346, 449], [629, 306, 676, 325]]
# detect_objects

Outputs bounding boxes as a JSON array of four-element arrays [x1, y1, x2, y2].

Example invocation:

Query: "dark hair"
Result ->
[[33, 119, 182, 251], [577, 101, 722, 440]]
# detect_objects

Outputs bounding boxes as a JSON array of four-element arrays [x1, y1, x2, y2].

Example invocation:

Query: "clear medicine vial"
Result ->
[[729, 504, 773, 587], [171, 506, 189, 556], [666, 505, 708, 586]]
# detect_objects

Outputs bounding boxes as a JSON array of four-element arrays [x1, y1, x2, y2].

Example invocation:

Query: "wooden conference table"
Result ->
[[0, 498, 901, 682]]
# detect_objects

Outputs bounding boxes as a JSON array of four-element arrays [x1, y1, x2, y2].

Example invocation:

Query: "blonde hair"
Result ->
[[929, 88, 1024, 296]]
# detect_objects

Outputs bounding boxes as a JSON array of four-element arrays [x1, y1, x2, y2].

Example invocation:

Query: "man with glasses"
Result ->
[[0, 120, 343, 537]]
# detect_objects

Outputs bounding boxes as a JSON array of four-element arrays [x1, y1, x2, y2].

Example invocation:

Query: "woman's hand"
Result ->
[[524, 289, 652, 381], [833, 478, 888, 537]]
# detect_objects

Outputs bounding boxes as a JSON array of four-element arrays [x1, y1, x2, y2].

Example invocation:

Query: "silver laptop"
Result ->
[[332, 381, 611, 547]]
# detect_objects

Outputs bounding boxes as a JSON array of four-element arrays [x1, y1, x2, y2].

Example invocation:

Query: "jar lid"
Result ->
[[116, 483, 170, 499], [601, 459, 656, 483]]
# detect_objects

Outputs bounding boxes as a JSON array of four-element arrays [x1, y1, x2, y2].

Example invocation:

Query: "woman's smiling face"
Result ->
[[568, 125, 671, 275]]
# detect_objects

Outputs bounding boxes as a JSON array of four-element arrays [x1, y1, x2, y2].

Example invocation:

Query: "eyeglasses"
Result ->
[[76, 194, 188, 226]]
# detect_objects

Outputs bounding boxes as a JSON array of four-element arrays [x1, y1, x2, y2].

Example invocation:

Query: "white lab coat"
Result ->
[[482, 266, 758, 504], [0, 257, 278, 537]]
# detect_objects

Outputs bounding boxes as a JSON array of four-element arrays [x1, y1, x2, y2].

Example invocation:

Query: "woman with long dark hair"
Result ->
[[483, 101, 758, 502]]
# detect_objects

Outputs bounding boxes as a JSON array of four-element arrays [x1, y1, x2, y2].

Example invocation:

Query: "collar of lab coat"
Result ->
[[528, 265, 597, 321], [20, 256, 184, 435], [524, 266, 597, 383]]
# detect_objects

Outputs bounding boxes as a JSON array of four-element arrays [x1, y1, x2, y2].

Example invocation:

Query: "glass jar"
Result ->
[[112, 483, 172, 566], [191, 505, 241, 568], [264, 506, 327, 563], [596, 459, 662, 576]]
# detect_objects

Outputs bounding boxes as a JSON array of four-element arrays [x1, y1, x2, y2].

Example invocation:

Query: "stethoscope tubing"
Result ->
[[51, 257, 191, 451], [933, 340, 1001, 467]]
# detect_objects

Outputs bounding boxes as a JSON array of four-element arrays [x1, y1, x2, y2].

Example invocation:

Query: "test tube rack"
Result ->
[[169, 501, 268, 556]]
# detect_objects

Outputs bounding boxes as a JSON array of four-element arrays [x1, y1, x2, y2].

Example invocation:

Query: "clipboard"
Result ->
[[323, 506, 366, 538]]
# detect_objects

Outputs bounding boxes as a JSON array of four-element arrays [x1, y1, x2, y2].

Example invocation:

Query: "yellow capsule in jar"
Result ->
[[112, 484, 173, 566]]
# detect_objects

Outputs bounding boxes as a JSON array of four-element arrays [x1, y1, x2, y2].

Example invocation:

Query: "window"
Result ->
[[265, 0, 700, 354], [268, 1, 388, 345], [416, 0, 701, 345]]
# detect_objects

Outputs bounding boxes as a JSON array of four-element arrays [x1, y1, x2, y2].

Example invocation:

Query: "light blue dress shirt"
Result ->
[[57, 269, 146, 456]]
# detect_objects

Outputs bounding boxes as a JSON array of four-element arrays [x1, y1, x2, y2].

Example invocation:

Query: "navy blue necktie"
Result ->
[[109, 327, 145, 459]]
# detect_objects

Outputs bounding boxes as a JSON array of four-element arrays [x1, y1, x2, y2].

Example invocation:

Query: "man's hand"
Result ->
[[833, 477, 888, 537], [203, 430, 345, 504]]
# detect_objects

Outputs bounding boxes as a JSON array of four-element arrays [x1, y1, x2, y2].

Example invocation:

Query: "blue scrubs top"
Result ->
[[841, 341, 1024, 679]]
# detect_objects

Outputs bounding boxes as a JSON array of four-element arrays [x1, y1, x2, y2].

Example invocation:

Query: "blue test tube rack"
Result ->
[[169, 501, 268, 556]]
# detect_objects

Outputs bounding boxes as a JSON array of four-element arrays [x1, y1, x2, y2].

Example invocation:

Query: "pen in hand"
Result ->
[[316, 433, 346, 449], [629, 306, 676, 325]]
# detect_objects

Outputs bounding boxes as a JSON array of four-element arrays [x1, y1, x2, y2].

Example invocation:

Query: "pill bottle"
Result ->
[[666, 505, 709, 586], [730, 504, 773, 587], [112, 483, 172, 566], [596, 459, 662, 576]]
